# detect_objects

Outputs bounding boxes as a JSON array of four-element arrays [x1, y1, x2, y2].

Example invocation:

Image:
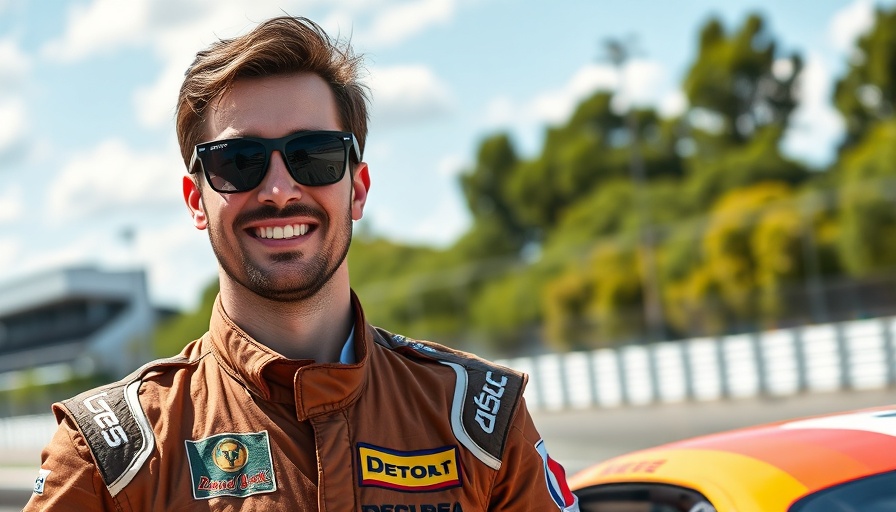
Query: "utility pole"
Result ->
[[603, 38, 666, 343]]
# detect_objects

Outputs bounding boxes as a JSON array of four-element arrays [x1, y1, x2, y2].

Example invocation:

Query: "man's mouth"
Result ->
[[254, 223, 311, 240]]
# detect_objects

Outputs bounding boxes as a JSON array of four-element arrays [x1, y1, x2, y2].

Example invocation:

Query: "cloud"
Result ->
[[659, 89, 688, 119], [41, 0, 151, 62], [134, 58, 186, 129], [0, 185, 23, 224], [828, 0, 875, 55], [782, 52, 844, 167], [362, 0, 458, 47], [369, 189, 469, 248], [368, 65, 455, 129], [528, 63, 617, 125], [43, 0, 466, 129], [0, 237, 21, 275], [47, 139, 184, 222], [0, 99, 27, 156], [0, 38, 31, 89], [482, 59, 674, 154], [487, 59, 672, 132], [436, 152, 469, 178], [132, 221, 218, 309]]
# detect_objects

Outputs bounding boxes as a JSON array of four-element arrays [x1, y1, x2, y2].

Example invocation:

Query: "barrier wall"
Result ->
[[497, 317, 896, 411], [3, 317, 896, 450]]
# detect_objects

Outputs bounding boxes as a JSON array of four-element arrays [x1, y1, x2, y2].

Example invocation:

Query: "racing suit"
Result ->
[[24, 293, 579, 511]]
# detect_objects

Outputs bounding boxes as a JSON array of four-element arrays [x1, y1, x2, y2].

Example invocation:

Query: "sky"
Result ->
[[0, 0, 891, 311]]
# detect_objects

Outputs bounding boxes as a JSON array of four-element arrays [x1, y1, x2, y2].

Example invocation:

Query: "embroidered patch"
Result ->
[[358, 443, 462, 492], [535, 439, 578, 511], [185, 431, 277, 500], [33, 468, 51, 495]]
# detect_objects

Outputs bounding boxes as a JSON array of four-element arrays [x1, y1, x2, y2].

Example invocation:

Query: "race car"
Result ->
[[567, 405, 896, 511]]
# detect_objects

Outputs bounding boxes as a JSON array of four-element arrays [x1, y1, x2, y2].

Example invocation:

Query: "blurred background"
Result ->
[[5, 0, 896, 505]]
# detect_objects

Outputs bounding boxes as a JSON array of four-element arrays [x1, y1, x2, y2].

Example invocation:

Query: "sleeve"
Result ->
[[22, 412, 120, 512], [487, 398, 580, 511]]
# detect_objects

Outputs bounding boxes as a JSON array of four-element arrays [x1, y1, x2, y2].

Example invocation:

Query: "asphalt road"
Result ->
[[3, 388, 896, 510], [532, 387, 896, 475]]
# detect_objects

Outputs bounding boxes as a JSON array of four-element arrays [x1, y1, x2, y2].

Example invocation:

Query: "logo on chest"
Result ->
[[185, 431, 277, 500], [358, 443, 462, 492]]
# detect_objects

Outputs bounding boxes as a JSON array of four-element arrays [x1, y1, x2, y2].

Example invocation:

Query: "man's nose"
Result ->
[[255, 151, 302, 206]]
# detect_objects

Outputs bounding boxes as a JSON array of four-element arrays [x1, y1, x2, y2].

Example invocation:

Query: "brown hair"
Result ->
[[176, 16, 369, 168]]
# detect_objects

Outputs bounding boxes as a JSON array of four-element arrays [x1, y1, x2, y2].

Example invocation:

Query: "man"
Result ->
[[25, 16, 579, 511]]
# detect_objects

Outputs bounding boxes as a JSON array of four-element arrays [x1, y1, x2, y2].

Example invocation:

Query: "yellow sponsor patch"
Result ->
[[357, 443, 462, 492]]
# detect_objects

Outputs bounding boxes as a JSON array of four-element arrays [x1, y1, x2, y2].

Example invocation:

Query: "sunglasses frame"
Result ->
[[189, 130, 361, 193]]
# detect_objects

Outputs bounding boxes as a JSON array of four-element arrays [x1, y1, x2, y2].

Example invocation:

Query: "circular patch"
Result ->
[[213, 438, 249, 472]]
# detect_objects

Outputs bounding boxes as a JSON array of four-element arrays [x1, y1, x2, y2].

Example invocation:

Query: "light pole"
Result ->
[[604, 38, 666, 343]]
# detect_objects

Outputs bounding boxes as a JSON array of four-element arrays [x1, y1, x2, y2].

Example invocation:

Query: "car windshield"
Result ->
[[789, 470, 896, 512], [574, 483, 716, 512]]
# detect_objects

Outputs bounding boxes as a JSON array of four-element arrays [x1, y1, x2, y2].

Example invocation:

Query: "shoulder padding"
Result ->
[[374, 329, 526, 471], [58, 356, 190, 497]]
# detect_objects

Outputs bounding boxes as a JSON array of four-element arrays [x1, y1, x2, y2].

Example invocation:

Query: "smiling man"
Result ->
[[25, 16, 579, 512]]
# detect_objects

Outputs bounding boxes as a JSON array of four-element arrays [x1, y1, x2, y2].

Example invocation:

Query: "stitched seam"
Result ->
[[312, 416, 328, 512], [345, 408, 358, 511]]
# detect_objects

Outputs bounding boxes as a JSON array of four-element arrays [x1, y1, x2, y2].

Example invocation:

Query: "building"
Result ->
[[0, 267, 166, 394]]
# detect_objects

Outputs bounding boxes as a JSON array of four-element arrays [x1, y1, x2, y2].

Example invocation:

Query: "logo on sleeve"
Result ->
[[358, 443, 462, 492], [535, 439, 578, 511], [33, 468, 51, 495], [185, 431, 277, 500], [473, 371, 507, 434]]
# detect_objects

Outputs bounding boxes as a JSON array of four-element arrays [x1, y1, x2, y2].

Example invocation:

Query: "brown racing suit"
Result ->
[[24, 293, 579, 511]]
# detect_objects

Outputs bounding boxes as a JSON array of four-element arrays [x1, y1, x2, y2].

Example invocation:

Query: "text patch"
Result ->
[[358, 443, 461, 492], [362, 503, 463, 512], [185, 431, 277, 500], [33, 469, 51, 495]]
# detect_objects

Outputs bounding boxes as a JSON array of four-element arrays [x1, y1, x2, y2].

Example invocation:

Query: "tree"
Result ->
[[680, 14, 807, 208], [458, 133, 527, 259], [505, 92, 680, 237], [833, 7, 896, 150], [683, 14, 802, 147], [835, 121, 896, 276]]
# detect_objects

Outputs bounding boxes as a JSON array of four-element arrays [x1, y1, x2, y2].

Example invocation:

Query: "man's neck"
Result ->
[[217, 269, 354, 363]]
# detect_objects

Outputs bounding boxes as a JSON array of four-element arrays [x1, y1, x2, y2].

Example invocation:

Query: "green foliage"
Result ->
[[153, 280, 219, 357], [834, 7, 896, 149], [459, 133, 527, 257], [684, 126, 809, 207], [0, 373, 112, 417], [835, 121, 896, 275], [505, 92, 681, 237], [683, 14, 802, 146]]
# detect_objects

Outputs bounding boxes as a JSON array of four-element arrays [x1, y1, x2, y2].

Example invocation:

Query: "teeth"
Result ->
[[256, 224, 310, 239]]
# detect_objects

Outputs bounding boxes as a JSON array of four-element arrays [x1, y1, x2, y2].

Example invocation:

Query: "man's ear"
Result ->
[[183, 175, 207, 230], [351, 163, 370, 221]]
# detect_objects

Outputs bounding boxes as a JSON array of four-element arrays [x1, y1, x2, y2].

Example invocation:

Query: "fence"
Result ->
[[500, 316, 896, 411], [0, 414, 57, 452], [3, 316, 896, 451]]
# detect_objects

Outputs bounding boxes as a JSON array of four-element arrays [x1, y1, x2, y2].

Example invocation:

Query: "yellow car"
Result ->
[[568, 405, 896, 511]]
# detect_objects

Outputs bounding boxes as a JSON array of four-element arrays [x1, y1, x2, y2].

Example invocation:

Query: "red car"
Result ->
[[568, 405, 896, 511]]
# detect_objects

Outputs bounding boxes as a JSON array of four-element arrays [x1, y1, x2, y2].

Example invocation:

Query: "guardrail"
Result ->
[[498, 317, 896, 411], [0, 414, 57, 451], [3, 316, 896, 451]]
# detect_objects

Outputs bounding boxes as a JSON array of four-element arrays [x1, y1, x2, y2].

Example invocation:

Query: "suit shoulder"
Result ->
[[54, 355, 194, 497], [372, 326, 526, 471]]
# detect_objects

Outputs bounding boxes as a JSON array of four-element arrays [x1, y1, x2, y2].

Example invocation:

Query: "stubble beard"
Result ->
[[208, 201, 353, 303]]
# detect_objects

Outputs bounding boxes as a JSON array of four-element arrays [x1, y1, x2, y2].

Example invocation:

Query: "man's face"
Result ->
[[183, 72, 369, 301]]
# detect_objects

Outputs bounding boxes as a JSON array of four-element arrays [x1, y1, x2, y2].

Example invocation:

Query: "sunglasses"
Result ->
[[190, 130, 361, 193]]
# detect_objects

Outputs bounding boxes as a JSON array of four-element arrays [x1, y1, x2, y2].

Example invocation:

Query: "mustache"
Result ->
[[234, 203, 326, 226]]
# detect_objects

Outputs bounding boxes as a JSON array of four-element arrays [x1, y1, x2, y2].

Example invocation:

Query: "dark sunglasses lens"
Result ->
[[202, 141, 267, 192], [284, 133, 347, 186]]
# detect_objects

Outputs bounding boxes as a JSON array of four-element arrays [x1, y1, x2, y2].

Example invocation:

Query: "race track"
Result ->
[[3, 388, 895, 510]]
